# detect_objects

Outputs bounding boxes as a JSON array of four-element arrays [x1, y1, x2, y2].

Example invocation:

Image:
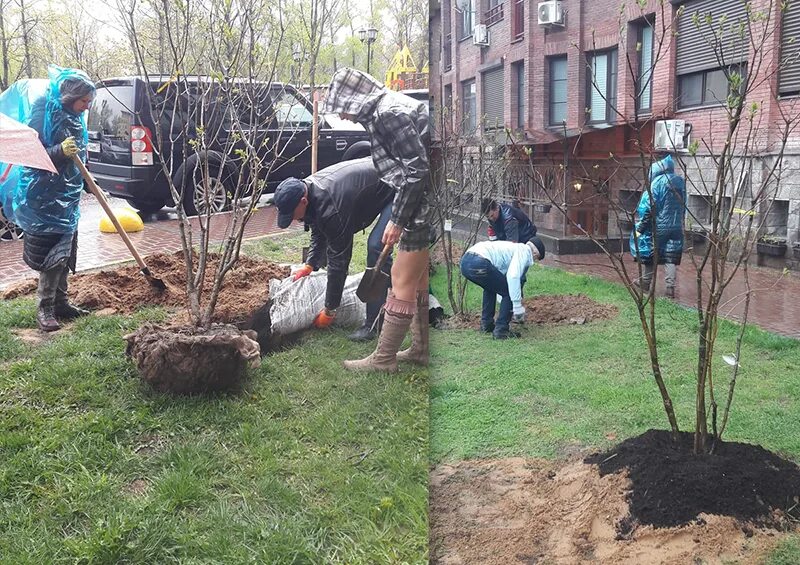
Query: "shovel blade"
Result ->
[[356, 268, 390, 303]]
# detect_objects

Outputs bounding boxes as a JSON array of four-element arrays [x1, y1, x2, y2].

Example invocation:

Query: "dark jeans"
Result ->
[[365, 202, 394, 325], [460, 252, 512, 334]]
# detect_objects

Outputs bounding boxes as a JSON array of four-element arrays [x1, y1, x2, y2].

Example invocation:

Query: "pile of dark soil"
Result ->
[[431, 456, 785, 565], [522, 293, 618, 324], [1, 251, 289, 325], [586, 429, 800, 530]]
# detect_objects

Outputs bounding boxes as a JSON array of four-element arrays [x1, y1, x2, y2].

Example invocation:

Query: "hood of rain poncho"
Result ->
[[629, 154, 686, 263], [323, 68, 387, 123], [0, 65, 95, 234], [649, 154, 675, 182]]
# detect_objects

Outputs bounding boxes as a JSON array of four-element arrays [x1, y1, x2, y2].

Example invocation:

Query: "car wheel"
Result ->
[[183, 163, 232, 216], [125, 198, 165, 214]]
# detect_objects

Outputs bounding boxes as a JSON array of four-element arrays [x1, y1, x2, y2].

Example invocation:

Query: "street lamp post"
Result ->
[[358, 27, 378, 75]]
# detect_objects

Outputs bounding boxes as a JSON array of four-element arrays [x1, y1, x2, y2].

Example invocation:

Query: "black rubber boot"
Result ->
[[348, 299, 383, 342], [53, 266, 89, 320], [54, 302, 90, 320], [37, 303, 60, 332], [492, 328, 521, 340], [37, 267, 61, 332], [348, 324, 378, 342]]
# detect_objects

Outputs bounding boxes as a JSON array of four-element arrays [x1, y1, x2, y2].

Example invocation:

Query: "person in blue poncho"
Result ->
[[629, 154, 686, 299], [0, 65, 96, 331]]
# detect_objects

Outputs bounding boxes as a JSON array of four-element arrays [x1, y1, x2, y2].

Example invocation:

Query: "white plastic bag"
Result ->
[[269, 267, 367, 335]]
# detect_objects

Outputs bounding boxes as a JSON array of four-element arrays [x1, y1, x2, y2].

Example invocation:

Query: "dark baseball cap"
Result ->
[[527, 236, 545, 261], [273, 177, 307, 228]]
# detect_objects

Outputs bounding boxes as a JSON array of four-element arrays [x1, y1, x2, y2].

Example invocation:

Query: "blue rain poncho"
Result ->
[[0, 65, 95, 234], [629, 155, 686, 265]]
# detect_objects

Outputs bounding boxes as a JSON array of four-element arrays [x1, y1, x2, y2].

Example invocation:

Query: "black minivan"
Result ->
[[86, 76, 372, 214]]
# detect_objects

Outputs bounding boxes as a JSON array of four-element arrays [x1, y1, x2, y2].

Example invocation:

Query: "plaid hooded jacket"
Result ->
[[324, 68, 430, 230]]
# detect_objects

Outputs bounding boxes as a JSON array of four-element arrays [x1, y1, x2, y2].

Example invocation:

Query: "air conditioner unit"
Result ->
[[654, 120, 692, 152], [538, 1, 564, 26], [473, 24, 490, 46]]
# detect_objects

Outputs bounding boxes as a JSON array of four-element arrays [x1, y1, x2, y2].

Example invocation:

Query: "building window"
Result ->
[[514, 62, 525, 129], [485, 0, 503, 26], [586, 49, 618, 123], [462, 79, 477, 133], [482, 66, 504, 130], [549, 56, 568, 126], [512, 0, 524, 40], [675, 0, 749, 108], [677, 65, 746, 109], [780, 1, 800, 96], [637, 22, 654, 113], [459, 0, 475, 40]]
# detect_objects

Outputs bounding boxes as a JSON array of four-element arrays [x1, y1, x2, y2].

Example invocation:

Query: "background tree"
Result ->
[[507, 0, 799, 453]]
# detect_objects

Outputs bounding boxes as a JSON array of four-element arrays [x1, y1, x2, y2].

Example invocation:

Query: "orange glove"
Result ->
[[313, 308, 336, 329], [293, 264, 313, 281]]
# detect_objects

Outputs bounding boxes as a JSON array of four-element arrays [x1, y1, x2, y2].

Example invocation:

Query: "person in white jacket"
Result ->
[[460, 237, 545, 339]]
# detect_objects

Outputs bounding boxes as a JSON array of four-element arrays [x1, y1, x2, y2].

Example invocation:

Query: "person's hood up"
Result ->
[[323, 68, 386, 122], [48, 65, 96, 114], [649, 154, 675, 182]]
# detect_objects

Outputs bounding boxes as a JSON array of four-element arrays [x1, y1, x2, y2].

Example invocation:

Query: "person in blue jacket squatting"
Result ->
[[629, 154, 686, 299], [460, 237, 546, 340], [481, 197, 537, 244], [0, 65, 96, 332]]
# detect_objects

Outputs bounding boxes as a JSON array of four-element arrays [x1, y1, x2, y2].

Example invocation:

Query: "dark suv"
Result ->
[[86, 76, 372, 214]]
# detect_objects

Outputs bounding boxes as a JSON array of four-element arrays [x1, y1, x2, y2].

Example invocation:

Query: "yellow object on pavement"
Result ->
[[100, 208, 144, 233]]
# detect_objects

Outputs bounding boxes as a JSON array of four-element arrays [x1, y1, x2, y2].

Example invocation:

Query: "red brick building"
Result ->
[[430, 0, 800, 264]]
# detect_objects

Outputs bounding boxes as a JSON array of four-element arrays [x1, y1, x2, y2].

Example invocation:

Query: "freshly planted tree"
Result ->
[[507, 0, 799, 452]]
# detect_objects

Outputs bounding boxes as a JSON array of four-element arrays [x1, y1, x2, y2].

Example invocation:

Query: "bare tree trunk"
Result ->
[[0, 0, 9, 89], [19, 0, 32, 78]]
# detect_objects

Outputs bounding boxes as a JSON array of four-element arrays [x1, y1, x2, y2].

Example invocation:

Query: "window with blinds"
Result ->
[[514, 62, 526, 129], [462, 79, 477, 133], [675, 0, 749, 76], [780, 2, 800, 95], [586, 49, 618, 123], [675, 0, 749, 108], [637, 23, 655, 112], [549, 56, 568, 126], [482, 66, 505, 130]]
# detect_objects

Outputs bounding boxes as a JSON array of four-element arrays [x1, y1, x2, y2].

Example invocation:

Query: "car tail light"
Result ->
[[130, 125, 153, 165]]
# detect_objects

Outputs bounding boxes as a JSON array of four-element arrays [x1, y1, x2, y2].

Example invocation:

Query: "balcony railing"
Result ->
[[512, 0, 524, 39], [444, 34, 453, 71], [484, 3, 503, 26]]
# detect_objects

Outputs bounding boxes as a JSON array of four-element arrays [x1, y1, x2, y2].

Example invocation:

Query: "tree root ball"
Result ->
[[124, 323, 261, 394]]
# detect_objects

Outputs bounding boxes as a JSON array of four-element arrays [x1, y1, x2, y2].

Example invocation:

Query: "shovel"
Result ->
[[356, 243, 392, 303], [71, 155, 167, 291]]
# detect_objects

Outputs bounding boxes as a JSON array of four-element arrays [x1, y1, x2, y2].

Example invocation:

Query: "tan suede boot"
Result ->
[[343, 296, 414, 373], [396, 290, 429, 366]]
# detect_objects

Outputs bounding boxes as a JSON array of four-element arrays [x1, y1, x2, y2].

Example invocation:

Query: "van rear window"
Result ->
[[88, 85, 134, 138]]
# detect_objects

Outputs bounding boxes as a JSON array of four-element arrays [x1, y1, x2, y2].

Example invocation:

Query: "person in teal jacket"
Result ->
[[629, 154, 686, 298], [0, 65, 96, 331]]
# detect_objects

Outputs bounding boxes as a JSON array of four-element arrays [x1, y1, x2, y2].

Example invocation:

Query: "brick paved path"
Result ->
[[551, 253, 800, 339], [0, 198, 297, 290]]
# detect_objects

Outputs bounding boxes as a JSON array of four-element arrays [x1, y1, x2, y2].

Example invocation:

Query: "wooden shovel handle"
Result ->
[[374, 244, 393, 272], [71, 155, 149, 272]]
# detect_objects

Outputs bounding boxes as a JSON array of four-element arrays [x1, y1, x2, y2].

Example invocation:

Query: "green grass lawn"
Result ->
[[0, 232, 428, 564], [429, 260, 800, 563]]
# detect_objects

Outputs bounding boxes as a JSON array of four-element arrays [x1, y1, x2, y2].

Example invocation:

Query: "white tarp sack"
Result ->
[[269, 268, 367, 336]]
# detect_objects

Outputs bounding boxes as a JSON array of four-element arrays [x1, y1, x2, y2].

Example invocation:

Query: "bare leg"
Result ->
[[390, 249, 429, 301]]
